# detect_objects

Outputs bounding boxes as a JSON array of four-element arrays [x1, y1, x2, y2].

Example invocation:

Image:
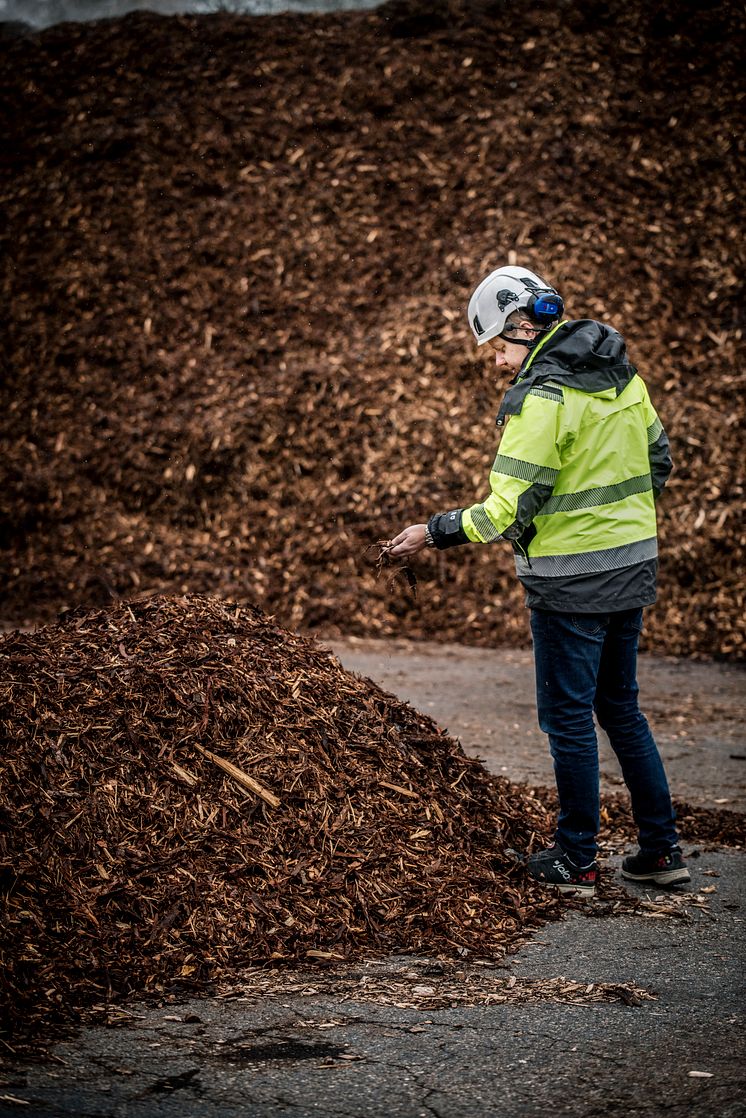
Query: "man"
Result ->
[[386, 265, 689, 898]]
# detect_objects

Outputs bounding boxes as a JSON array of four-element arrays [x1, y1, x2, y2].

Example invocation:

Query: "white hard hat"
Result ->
[[467, 266, 563, 345]]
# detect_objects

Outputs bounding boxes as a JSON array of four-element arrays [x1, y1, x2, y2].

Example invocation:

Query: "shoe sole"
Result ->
[[621, 867, 691, 885], [555, 883, 596, 899]]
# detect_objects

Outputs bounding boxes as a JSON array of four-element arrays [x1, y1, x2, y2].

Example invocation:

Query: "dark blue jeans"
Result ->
[[530, 607, 679, 865]]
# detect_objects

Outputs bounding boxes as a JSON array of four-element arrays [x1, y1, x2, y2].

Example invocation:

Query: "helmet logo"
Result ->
[[495, 289, 519, 311]]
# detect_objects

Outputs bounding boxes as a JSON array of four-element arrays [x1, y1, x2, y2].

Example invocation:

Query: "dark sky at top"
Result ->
[[1, 0, 383, 28]]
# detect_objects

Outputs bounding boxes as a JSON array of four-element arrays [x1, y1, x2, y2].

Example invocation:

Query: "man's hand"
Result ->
[[385, 523, 428, 559]]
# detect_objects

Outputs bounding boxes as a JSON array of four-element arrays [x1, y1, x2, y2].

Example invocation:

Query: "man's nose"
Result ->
[[494, 351, 507, 367]]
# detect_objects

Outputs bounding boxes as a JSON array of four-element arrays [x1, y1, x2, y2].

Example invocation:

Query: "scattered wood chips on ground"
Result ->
[[213, 957, 654, 1011]]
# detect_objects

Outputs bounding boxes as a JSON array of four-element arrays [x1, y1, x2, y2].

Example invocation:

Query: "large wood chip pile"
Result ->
[[0, 594, 561, 1042], [1, 0, 744, 657]]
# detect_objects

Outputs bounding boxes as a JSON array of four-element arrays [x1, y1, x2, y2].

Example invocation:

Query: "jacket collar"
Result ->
[[496, 319, 637, 427]]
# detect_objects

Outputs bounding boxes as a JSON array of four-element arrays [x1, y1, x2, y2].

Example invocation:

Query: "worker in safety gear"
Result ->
[[386, 265, 689, 899]]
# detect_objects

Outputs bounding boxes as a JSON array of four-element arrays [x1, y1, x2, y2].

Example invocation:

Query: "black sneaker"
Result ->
[[526, 844, 598, 898], [621, 846, 690, 886]]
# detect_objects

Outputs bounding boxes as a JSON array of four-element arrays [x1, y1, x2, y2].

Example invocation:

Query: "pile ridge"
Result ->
[[0, 594, 558, 1041]]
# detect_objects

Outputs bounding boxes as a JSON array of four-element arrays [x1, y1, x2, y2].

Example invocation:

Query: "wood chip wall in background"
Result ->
[[0, 0, 743, 658]]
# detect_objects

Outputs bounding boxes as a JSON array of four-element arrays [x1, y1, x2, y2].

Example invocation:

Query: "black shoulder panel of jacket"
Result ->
[[496, 319, 638, 427], [427, 509, 469, 549]]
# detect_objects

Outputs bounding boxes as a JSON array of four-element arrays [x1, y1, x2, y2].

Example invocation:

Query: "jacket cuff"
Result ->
[[427, 510, 470, 550]]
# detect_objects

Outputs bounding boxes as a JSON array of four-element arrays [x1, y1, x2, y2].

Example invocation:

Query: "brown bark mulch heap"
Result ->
[[1, 0, 744, 659], [0, 593, 564, 1046], [602, 792, 746, 852], [526, 786, 746, 853]]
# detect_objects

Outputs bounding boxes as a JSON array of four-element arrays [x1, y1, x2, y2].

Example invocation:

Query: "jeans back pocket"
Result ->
[[571, 614, 608, 636]]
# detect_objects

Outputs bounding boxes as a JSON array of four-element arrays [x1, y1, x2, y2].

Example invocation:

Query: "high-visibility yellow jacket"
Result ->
[[428, 319, 673, 613]]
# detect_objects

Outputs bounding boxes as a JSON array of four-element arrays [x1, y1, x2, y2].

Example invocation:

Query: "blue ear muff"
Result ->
[[529, 292, 564, 325]]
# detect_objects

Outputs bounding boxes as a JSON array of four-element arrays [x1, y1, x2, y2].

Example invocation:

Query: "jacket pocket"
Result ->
[[511, 522, 538, 567]]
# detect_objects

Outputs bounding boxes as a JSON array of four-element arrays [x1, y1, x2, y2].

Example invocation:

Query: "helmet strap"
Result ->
[[503, 336, 540, 348]]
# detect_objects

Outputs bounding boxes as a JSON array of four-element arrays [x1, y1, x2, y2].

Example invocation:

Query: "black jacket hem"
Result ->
[[520, 558, 658, 613]]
